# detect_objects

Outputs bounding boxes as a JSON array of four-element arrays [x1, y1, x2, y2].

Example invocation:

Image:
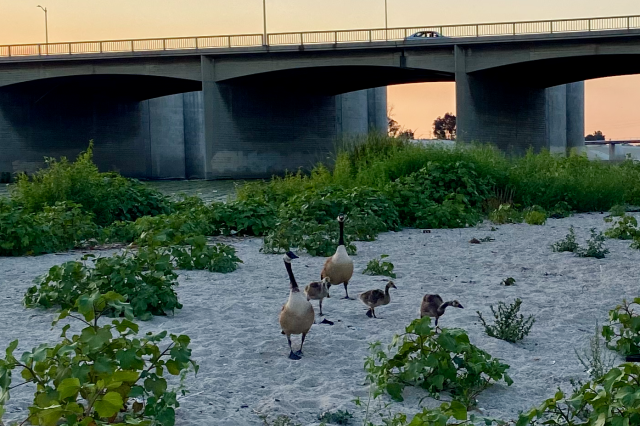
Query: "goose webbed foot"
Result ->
[[342, 296, 354, 300], [293, 350, 304, 357], [366, 309, 373, 318], [320, 318, 334, 325], [288, 351, 302, 360]]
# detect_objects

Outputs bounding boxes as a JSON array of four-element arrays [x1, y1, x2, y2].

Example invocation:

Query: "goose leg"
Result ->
[[435, 317, 439, 327], [294, 333, 307, 357], [319, 299, 324, 316], [372, 308, 377, 319], [287, 335, 301, 360], [342, 281, 354, 300]]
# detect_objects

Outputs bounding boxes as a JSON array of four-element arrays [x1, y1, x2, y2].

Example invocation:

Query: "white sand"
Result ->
[[1, 213, 639, 425]]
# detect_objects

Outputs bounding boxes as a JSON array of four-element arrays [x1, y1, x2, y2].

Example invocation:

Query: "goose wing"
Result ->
[[305, 281, 322, 297], [360, 289, 385, 306]]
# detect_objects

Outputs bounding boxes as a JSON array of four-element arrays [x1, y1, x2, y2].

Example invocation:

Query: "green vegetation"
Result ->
[[364, 316, 512, 409], [575, 322, 617, 381], [0, 292, 198, 426], [576, 228, 609, 259], [318, 409, 353, 425], [551, 226, 580, 253], [602, 297, 640, 357], [477, 298, 535, 343], [362, 255, 396, 278]]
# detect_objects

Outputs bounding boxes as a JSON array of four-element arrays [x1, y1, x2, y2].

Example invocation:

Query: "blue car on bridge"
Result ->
[[404, 30, 445, 40]]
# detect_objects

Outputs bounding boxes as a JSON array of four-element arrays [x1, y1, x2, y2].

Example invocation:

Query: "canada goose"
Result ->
[[279, 251, 315, 360], [420, 294, 464, 326], [359, 281, 397, 318], [321, 214, 355, 299], [304, 277, 331, 316]]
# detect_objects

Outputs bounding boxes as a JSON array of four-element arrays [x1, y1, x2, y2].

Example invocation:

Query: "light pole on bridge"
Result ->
[[263, 0, 268, 45], [37, 5, 48, 54], [385, 0, 388, 40]]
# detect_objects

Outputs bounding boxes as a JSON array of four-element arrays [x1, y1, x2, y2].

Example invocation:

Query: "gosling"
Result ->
[[304, 277, 331, 316], [359, 281, 397, 318], [420, 294, 464, 326]]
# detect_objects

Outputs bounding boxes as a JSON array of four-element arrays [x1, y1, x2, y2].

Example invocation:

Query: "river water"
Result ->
[[0, 180, 248, 203]]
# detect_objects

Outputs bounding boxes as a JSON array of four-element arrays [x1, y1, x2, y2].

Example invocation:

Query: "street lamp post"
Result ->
[[384, 0, 388, 40], [263, 0, 268, 45], [37, 5, 48, 54]]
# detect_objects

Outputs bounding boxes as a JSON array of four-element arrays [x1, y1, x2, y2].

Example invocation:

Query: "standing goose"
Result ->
[[359, 281, 397, 318], [321, 214, 354, 299], [304, 277, 331, 316], [420, 294, 464, 326], [279, 251, 315, 360]]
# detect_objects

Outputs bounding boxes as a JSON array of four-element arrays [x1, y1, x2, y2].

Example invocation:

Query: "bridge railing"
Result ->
[[1, 14, 640, 58]]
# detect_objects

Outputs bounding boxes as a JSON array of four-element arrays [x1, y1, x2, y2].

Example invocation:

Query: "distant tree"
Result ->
[[433, 113, 456, 140], [585, 130, 605, 141], [388, 116, 401, 138], [388, 108, 415, 139]]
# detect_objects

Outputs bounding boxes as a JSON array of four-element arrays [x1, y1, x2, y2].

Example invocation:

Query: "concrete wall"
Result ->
[[0, 80, 387, 180]]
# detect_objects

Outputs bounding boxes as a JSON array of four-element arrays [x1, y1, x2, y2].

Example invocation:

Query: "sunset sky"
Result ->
[[1, 0, 639, 139]]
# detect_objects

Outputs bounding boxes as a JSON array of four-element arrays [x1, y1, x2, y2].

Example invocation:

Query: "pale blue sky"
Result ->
[[1, 0, 639, 138]]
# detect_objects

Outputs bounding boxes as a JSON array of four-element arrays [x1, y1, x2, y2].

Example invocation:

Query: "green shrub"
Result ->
[[209, 198, 277, 236], [548, 201, 573, 219], [523, 205, 547, 225], [576, 228, 609, 259], [362, 255, 396, 278], [604, 213, 639, 240], [262, 218, 357, 257], [24, 248, 181, 320], [0, 199, 96, 256], [133, 207, 212, 247], [575, 322, 618, 381], [551, 226, 580, 253], [477, 298, 535, 343], [11, 143, 171, 226], [489, 204, 523, 225], [365, 316, 512, 408], [602, 297, 640, 357], [0, 291, 198, 426], [169, 236, 242, 273], [518, 363, 640, 425]]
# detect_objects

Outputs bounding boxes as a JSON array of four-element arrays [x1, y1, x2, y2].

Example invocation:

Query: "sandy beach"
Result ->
[[1, 212, 638, 425]]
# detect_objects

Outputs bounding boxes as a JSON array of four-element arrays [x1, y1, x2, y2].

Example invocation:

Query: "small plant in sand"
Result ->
[[169, 235, 243, 273], [518, 363, 640, 426], [362, 255, 396, 278], [551, 226, 579, 253], [318, 409, 354, 424], [575, 322, 618, 381], [0, 292, 198, 426], [501, 277, 516, 286], [575, 228, 609, 259], [604, 212, 639, 240], [523, 206, 547, 225], [365, 316, 512, 409], [602, 297, 640, 357], [488, 204, 523, 225], [477, 298, 535, 343]]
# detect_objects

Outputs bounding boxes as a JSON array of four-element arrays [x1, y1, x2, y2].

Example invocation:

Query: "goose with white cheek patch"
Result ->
[[420, 294, 464, 326], [279, 251, 315, 360], [321, 213, 355, 299], [359, 281, 397, 318]]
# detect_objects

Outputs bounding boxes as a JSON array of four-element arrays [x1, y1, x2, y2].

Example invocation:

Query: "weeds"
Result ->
[[477, 298, 535, 343], [575, 322, 618, 381], [551, 226, 580, 253], [362, 255, 396, 278], [602, 298, 640, 356], [318, 410, 353, 425], [575, 228, 609, 259]]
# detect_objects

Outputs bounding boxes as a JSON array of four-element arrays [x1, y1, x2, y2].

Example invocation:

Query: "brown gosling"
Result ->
[[420, 294, 464, 326], [304, 277, 331, 316], [279, 251, 315, 360], [359, 281, 397, 318], [321, 213, 354, 299]]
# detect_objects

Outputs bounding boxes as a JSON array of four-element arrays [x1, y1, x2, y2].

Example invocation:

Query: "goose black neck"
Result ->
[[338, 220, 345, 246], [438, 301, 451, 316], [284, 261, 299, 291]]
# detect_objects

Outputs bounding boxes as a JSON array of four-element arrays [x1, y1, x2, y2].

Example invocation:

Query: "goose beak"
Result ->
[[458, 304, 464, 309]]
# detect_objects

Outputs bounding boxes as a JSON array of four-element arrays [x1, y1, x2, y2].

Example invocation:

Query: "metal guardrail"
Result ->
[[1, 14, 639, 58]]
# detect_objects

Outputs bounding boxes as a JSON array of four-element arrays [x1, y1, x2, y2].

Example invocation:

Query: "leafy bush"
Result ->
[[604, 213, 639, 240], [262, 218, 357, 257], [0, 199, 96, 256], [524, 206, 547, 225], [401, 401, 505, 426], [362, 255, 396, 278], [548, 201, 572, 219], [551, 226, 579, 253], [517, 363, 640, 426], [575, 322, 618, 381], [169, 236, 243, 273], [488, 204, 523, 225], [209, 198, 277, 236], [24, 248, 181, 320], [602, 297, 640, 357], [365, 317, 512, 408], [576, 228, 609, 259], [0, 292, 198, 426], [11, 143, 171, 226], [477, 298, 535, 343], [132, 208, 213, 248]]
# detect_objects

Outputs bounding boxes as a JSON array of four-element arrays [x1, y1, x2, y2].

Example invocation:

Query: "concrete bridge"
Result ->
[[1, 15, 639, 179]]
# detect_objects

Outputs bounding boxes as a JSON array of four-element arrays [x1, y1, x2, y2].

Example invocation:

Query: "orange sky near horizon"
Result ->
[[1, 0, 639, 139]]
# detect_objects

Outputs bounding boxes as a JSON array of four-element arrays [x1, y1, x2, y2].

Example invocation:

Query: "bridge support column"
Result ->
[[455, 46, 584, 154]]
